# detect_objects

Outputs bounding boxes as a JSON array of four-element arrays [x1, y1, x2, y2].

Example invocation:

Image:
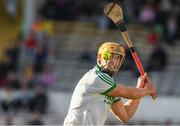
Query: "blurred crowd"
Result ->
[[125, 0, 180, 46], [0, 0, 180, 124], [40, 0, 180, 45], [0, 17, 56, 125], [119, 0, 178, 73], [39, 0, 180, 74]]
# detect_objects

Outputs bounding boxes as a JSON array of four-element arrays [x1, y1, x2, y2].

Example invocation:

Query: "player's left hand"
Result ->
[[136, 73, 148, 88]]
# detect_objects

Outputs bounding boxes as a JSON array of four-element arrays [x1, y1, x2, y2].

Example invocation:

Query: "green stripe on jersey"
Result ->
[[95, 65, 113, 80], [112, 98, 121, 103], [102, 85, 116, 95], [95, 65, 117, 95], [98, 71, 114, 84], [95, 65, 115, 86], [96, 70, 115, 86]]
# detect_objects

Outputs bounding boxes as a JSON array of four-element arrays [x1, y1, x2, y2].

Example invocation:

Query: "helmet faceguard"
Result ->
[[97, 42, 125, 75]]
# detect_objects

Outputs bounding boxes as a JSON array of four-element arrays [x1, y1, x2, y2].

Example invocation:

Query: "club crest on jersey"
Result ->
[[103, 96, 115, 105]]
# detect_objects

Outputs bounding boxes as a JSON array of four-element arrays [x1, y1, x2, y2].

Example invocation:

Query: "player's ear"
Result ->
[[97, 54, 102, 66]]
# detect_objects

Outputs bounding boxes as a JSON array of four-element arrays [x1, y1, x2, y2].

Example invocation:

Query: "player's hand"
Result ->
[[144, 78, 157, 99], [136, 73, 148, 88]]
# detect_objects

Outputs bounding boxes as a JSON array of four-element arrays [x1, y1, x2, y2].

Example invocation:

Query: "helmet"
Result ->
[[97, 42, 125, 74]]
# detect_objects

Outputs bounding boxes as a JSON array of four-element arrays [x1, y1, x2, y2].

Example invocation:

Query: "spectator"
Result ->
[[78, 44, 95, 68], [34, 45, 48, 73], [32, 16, 43, 33], [122, 47, 140, 77], [97, 14, 109, 31], [24, 31, 38, 62], [5, 41, 20, 72], [124, 0, 136, 22], [76, 0, 99, 21], [120, 46, 133, 71], [164, 12, 178, 46], [1, 86, 16, 112], [0, 56, 13, 87], [23, 63, 34, 81], [15, 83, 35, 112], [27, 110, 44, 125], [138, 1, 156, 25], [79, 49, 93, 63], [147, 42, 168, 72], [146, 27, 160, 45], [159, 0, 172, 15], [6, 71, 20, 89], [6, 0, 18, 21], [23, 63, 36, 89], [39, 65, 56, 87], [29, 85, 48, 114]]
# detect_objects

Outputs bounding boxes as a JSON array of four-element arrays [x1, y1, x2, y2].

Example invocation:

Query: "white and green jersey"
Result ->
[[64, 65, 121, 125]]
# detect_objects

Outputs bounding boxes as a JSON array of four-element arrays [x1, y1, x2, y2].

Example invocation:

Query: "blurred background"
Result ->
[[0, 0, 180, 125]]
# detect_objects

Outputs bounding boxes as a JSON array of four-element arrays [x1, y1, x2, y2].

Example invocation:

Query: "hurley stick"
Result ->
[[104, 2, 157, 99]]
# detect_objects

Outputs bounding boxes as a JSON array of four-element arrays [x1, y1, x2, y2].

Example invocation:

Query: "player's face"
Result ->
[[104, 53, 125, 73]]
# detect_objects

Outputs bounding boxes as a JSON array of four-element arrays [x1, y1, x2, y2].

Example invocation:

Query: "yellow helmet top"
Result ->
[[98, 42, 125, 60]]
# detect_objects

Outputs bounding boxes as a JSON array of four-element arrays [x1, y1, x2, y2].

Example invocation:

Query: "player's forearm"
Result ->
[[124, 99, 141, 120], [117, 85, 151, 99], [108, 85, 151, 99], [118, 85, 151, 99]]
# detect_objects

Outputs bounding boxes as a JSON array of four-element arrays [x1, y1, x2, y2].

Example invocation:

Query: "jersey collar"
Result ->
[[95, 65, 113, 77]]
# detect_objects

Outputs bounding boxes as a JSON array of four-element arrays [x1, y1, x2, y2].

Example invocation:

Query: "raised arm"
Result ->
[[107, 74, 153, 99], [110, 74, 157, 124], [108, 84, 151, 99]]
